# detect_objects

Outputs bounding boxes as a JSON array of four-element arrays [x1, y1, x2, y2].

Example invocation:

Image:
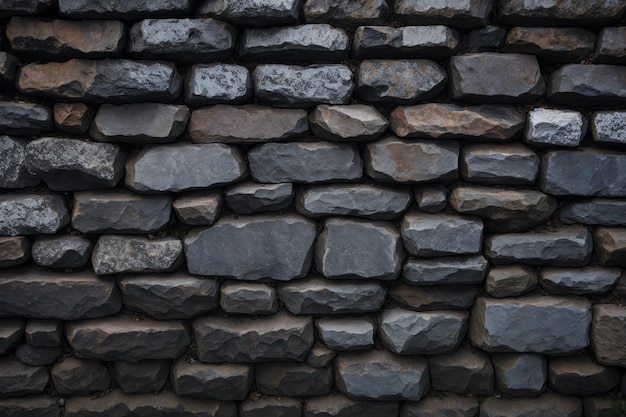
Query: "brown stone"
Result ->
[[0, 237, 30, 268], [309, 104, 388, 142], [173, 190, 223, 226], [549, 355, 620, 396], [428, 349, 494, 395], [504, 27, 596, 63], [594, 27, 626, 64], [389, 284, 478, 311], [594, 227, 626, 266], [485, 265, 537, 298], [401, 394, 479, 417], [53, 102, 95, 134], [591, 304, 626, 367], [460, 143, 540, 185]]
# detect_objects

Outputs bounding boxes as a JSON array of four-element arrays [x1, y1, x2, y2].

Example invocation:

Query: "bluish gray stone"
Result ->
[[51, 357, 110, 395], [390, 284, 478, 311], [481, 394, 582, 417], [0, 102, 52, 135], [428, 349, 494, 395], [403, 255, 488, 285], [198, 0, 301, 26], [592, 110, 626, 145], [315, 317, 375, 351], [309, 104, 388, 142], [0, 194, 68, 236], [468, 25, 506, 52], [492, 353, 547, 397], [524, 108, 587, 147], [498, 0, 626, 26], [256, 363, 333, 396], [171, 360, 253, 401], [0, 319, 24, 355], [220, 282, 277, 315], [353, 25, 459, 59], [303, 0, 389, 28], [0, 358, 49, 396], [395, 0, 492, 28], [31, 236, 92, 268], [594, 27, 626, 64], [548, 64, 626, 106], [561, 199, 626, 226], [225, 182, 293, 214], [185, 64, 252, 105], [539, 267, 621, 295], [0, 396, 58, 417], [114, 360, 170, 394], [461, 143, 539, 185], [0, 136, 40, 188], [549, 355, 620, 396]]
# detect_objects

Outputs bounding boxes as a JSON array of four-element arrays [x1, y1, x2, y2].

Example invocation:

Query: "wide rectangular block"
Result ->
[[499, 0, 626, 26], [0, 194, 69, 236], [548, 64, 626, 106], [353, 25, 459, 59], [394, 0, 492, 28], [59, 0, 192, 19]]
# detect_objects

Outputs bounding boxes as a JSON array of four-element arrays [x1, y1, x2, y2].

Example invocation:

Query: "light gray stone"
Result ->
[[390, 284, 478, 311], [403, 255, 488, 285], [401, 394, 479, 417], [461, 143, 539, 185], [315, 317, 375, 351], [428, 349, 494, 395], [395, 0, 492, 28], [0, 194, 68, 236], [25, 320, 62, 348], [309, 104, 388, 142], [548, 64, 626, 106], [220, 282, 277, 315], [498, 0, 626, 26], [306, 394, 399, 417], [594, 27, 626, 64], [51, 358, 110, 395], [592, 110, 626, 145], [353, 25, 459, 59], [539, 267, 621, 295], [225, 182, 293, 214], [303, 0, 389, 28], [0, 101, 53, 135], [525, 108, 587, 147], [492, 353, 547, 397], [31, 236, 92, 268], [256, 363, 333, 396], [0, 237, 31, 268], [114, 360, 170, 394], [171, 360, 253, 401], [485, 265, 537, 298], [59, 0, 192, 19], [198, 0, 301, 26], [549, 355, 620, 396], [0, 396, 58, 417], [480, 394, 582, 417], [173, 191, 222, 226], [0, 136, 40, 188], [240, 396, 301, 417], [591, 304, 626, 367], [0, 358, 49, 397], [0, 319, 24, 355], [185, 64, 252, 105], [504, 27, 596, 64], [594, 227, 626, 266]]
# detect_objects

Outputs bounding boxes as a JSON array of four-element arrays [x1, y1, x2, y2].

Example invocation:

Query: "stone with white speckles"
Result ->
[[0, 194, 69, 236], [525, 108, 587, 147], [0, 136, 40, 188], [592, 111, 626, 145], [185, 64, 252, 105], [198, 0, 301, 26]]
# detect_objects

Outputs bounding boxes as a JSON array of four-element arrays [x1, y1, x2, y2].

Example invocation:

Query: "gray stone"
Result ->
[[0, 237, 30, 268], [591, 304, 626, 366], [485, 265, 537, 298], [0, 136, 40, 188], [306, 346, 337, 368], [594, 27, 626, 64], [25, 320, 62, 348], [594, 227, 626, 266], [173, 191, 222, 226], [480, 394, 582, 417], [240, 396, 301, 417], [315, 217, 404, 280], [335, 350, 429, 401], [240, 24, 349, 62], [256, 363, 333, 396], [225, 182, 293, 214], [0, 396, 59, 417], [72, 190, 171, 234], [189, 105, 308, 143], [353, 25, 459, 60], [185, 214, 315, 281], [365, 137, 459, 183], [592, 110, 626, 145], [470, 296, 591, 354], [0, 102, 52, 135], [66, 314, 190, 362], [428, 349, 494, 395], [59, 0, 192, 19], [31, 236, 91, 269], [118, 273, 219, 319], [460, 143, 539, 185], [199, 0, 301, 26], [125, 143, 246, 193], [390, 103, 525, 140], [0, 358, 49, 397], [390, 284, 478, 311], [90, 103, 189, 143], [220, 282, 277, 315], [415, 185, 447, 213], [303, 0, 389, 28], [249, 141, 362, 183], [525, 108, 587, 147], [379, 308, 468, 355], [395, 0, 492, 28], [357, 59, 447, 104], [309, 104, 388, 142], [449, 53, 545, 104], [548, 64, 626, 106], [504, 27, 595, 64], [539, 267, 621, 295], [278, 276, 387, 315], [54, 102, 95, 134], [306, 394, 399, 417], [0, 319, 24, 357], [401, 394, 479, 417], [25, 137, 124, 191], [0, 52, 19, 87], [0, 269, 120, 320], [114, 360, 170, 394], [583, 397, 615, 417], [171, 360, 253, 401], [485, 225, 593, 266], [193, 312, 313, 363], [315, 317, 375, 351], [51, 358, 110, 395], [253, 64, 354, 107], [498, 0, 626, 26], [492, 353, 547, 397], [402, 255, 488, 285], [549, 355, 620, 396], [185, 64, 251, 105], [16, 345, 56, 368], [401, 212, 483, 257], [0, 195, 68, 237], [92, 235, 182, 275], [18, 59, 183, 103], [468, 25, 507, 52], [0, 0, 53, 16]]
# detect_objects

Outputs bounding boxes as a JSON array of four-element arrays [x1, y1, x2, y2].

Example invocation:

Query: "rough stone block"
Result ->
[[468, 25, 507, 52], [0, 358, 49, 397], [240, 396, 301, 417], [0, 0, 53, 16], [583, 397, 615, 417], [220, 282, 277, 315], [184, 64, 251, 105], [428, 349, 494, 395], [92, 235, 181, 275], [59, 0, 192, 18], [548, 64, 626, 106], [562, 199, 626, 227], [0, 52, 18, 86], [306, 394, 399, 417], [592, 304, 626, 367], [225, 182, 293, 214], [395, 0, 492, 28], [415, 184, 447, 213], [0, 136, 40, 189], [525, 108, 587, 147], [390, 284, 478, 311], [199, 0, 301, 26], [0, 102, 52, 135], [0, 396, 58, 417], [31, 236, 92, 269], [309, 104, 388, 142], [539, 267, 621, 295], [114, 360, 169, 394], [303, 0, 389, 28], [0, 194, 68, 237], [481, 394, 582, 417], [256, 363, 333, 396], [402, 255, 488, 285], [485, 265, 537, 298], [594, 227, 626, 266], [0, 237, 31, 268], [504, 27, 595, 63], [594, 27, 626, 64], [173, 191, 222, 226], [171, 360, 253, 401], [25, 320, 62, 348], [315, 317, 375, 351], [498, 0, 626, 26], [51, 358, 110, 395], [401, 394, 479, 417], [306, 346, 337, 369], [592, 110, 626, 145], [15, 343, 61, 366], [0, 319, 24, 355], [549, 355, 620, 396], [461, 143, 539, 185], [492, 353, 547, 397], [54, 103, 95, 134]]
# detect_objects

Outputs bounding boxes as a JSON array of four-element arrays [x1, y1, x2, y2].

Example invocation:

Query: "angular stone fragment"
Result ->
[[504, 27, 595, 63], [171, 360, 253, 401], [173, 191, 222, 226], [525, 108, 587, 147], [315, 317, 375, 351], [18, 59, 183, 103], [253, 64, 354, 107], [306, 394, 399, 417], [468, 25, 507, 52], [594, 27, 626, 64], [72, 191, 171, 234], [549, 355, 619, 396], [492, 353, 547, 397], [226, 182, 293, 214], [592, 110, 626, 145], [0, 358, 49, 396], [90, 103, 189, 143], [402, 394, 479, 417], [7, 17, 125, 58], [51, 358, 110, 395], [119, 273, 219, 319], [461, 143, 539, 185], [539, 267, 620, 295], [0, 102, 52, 135], [415, 185, 447, 213], [184, 64, 251, 105], [449, 53, 545, 103], [485, 265, 537, 298], [592, 304, 626, 366], [32, 236, 92, 268], [0, 52, 18, 87], [365, 137, 458, 183], [498, 0, 626, 26], [0, 237, 30, 268], [114, 360, 170, 394], [470, 296, 591, 354], [185, 215, 315, 281], [395, 0, 492, 28], [54, 103, 95, 134], [390, 284, 478, 311], [25, 320, 62, 348], [548, 64, 626, 106], [481, 394, 582, 417], [335, 350, 429, 401], [193, 312, 313, 363], [353, 25, 459, 59], [66, 315, 190, 361], [428, 349, 494, 395], [0, 396, 58, 417], [0, 0, 53, 16], [0, 195, 68, 237], [59, 0, 192, 19], [92, 235, 182, 275], [249, 141, 362, 183], [256, 363, 333, 396], [125, 143, 246, 193], [307, 346, 337, 368], [390, 103, 525, 140], [240, 396, 301, 417], [563, 199, 626, 227], [309, 104, 388, 142], [199, 0, 301, 26], [403, 255, 488, 285], [304, 0, 389, 27], [594, 227, 626, 267], [278, 277, 387, 315], [220, 282, 277, 315], [0, 319, 24, 355], [0, 136, 40, 189], [485, 226, 593, 266]]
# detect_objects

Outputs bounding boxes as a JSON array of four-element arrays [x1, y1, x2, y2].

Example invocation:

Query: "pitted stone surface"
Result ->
[[461, 144, 539, 185], [390, 284, 478, 311], [0, 396, 58, 417], [309, 104, 388, 142], [401, 394, 479, 417], [185, 64, 251, 105], [539, 267, 621, 295], [395, 0, 492, 28], [306, 394, 399, 417], [0, 136, 40, 189], [0, 319, 24, 355], [220, 282, 277, 315], [0, 101, 53, 135], [173, 191, 222, 226], [225, 182, 293, 214], [31, 235, 92, 268], [54, 102, 95, 134], [547, 64, 626, 106], [303, 0, 389, 27], [315, 317, 375, 351], [51, 358, 111, 395], [485, 265, 537, 298], [428, 349, 494, 395], [114, 360, 170, 394], [59, 0, 192, 19], [0, 194, 68, 236], [548, 355, 620, 396], [240, 396, 302, 417], [0, 358, 49, 396], [256, 363, 333, 397], [504, 27, 595, 63], [480, 394, 582, 417], [594, 27, 626, 64], [525, 108, 587, 147], [498, 0, 626, 26], [402, 255, 488, 285], [199, 0, 301, 26], [353, 25, 459, 59], [25, 320, 62, 348], [592, 110, 626, 145], [591, 304, 626, 366], [171, 360, 253, 401], [0, 237, 30, 268], [492, 353, 547, 397], [594, 227, 626, 266]]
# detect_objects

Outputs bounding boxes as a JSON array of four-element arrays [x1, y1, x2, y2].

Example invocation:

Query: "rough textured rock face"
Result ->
[[225, 182, 293, 214], [460, 143, 539, 185], [309, 104, 388, 142], [539, 267, 621, 295], [199, 0, 301, 26], [52, 357, 111, 395], [499, 0, 626, 26], [390, 284, 478, 311], [256, 362, 333, 396], [592, 111, 626, 145], [114, 360, 170, 394], [401, 212, 483, 256], [59, 0, 193, 19], [0, 237, 30, 268], [220, 282, 277, 315], [0, 101, 53, 135], [549, 355, 620, 396], [353, 25, 459, 59], [304, 0, 389, 27], [173, 190, 222, 226], [561, 199, 626, 226], [171, 360, 253, 400], [485, 265, 537, 298], [594, 27, 626, 64], [480, 394, 582, 417], [54, 102, 94, 134], [184, 64, 252, 105], [402, 255, 488, 285], [594, 227, 626, 266], [428, 349, 494, 395], [31, 235, 92, 268], [0, 194, 69, 236], [547, 64, 626, 106], [0, 136, 40, 188], [525, 108, 587, 147], [492, 353, 547, 397]]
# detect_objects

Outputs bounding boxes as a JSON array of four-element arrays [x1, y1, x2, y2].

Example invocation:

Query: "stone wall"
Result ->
[[1, 0, 626, 416]]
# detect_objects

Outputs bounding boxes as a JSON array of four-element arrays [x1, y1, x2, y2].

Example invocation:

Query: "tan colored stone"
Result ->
[[594, 227, 626, 266], [504, 27, 595, 63], [0, 237, 30, 268], [54, 103, 95, 134], [591, 304, 626, 367]]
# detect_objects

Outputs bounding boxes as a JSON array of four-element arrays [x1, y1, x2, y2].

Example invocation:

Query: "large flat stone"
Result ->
[[548, 64, 626, 106], [499, 0, 626, 26], [0, 102, 53, 135], [256, 363, 333, 396], [0, 136, 40, 188], [539, 267, 621, 295], [591, 304, 626, 367], [198, 0, 301, 26], [402, 255, 488, 285], [504, 27, 595, 63], [51, 357, 110, 395], [353, 25, 459, 59], [394, 0, 492, 28], [184, 64, 251, 105], [460, 143, 539, 185], [0, 194, 69, 236], [303, 0, 389, 28], [31, 236, 92, 269], [561, 199, 626, 226], [306, 394, 399, 417], [592, 110, 626, 145], [0, 358, 49, 397], [0, 396, 59, 417], [309, 104, 388, 142], [548, 355, 620, 396], [0, 319, 24, 355], [171, 360, 253, 401]]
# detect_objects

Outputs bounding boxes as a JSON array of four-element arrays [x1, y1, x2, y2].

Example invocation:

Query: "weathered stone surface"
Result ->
[[499, 0, 626, 26], [365, 137, 459, 183], [335, 350, 429, 401], [31, 236, 92, 268], [185, 215, 315, 281], [184, 64, 251, 105], [428, 349, 494, 395], [304, 0, 389, 27], [549, 355, 620, 396], [256, 363, 333, 396], [583, 397, 614, 417], [306, 394, 399, 417], [54, 103, 95, 134], [240, 396, 301, 417], [72, 191, 171, 234], [253, 64, 354, 107], [485, 265, 537, 298], [7, 17, 125, 58], [189, 105, 308, 143], [594, 27, 626, 64], [307, 346, 337, 368], [125, 143, 246, 193], [119, 273, 219, 319], [173, 191, 222, 226], [193, 312, 313, 363], [461, 143, 539, 185], [0, 237, 30, 268], [171, 360, 253, 401], [415, 185, 447, 213], [592, 304, 626, 366], [315, 218, 404, 280], [594, 227, 626, 266], [468, 25, 507, 52], [92, 236, 182, 275], [592, 110, 626, 145], [481, 394, 582, 417], [225, 182, 293, 214], [0, 319, 24, 355], [401, 212, 483, 257], [240, 24, 349, 62], [470, 296, 591, 354], [485, 226, 593, 266], [66, 314, 190, 362], [353, 25, 459, 60], [15, 344, 60, 370], [525, 108, 587, 147], [199, 0, 301, 26], [401, 394, 479, 417], [278, 277, 387, 315], [90, 103, 189, 143], [0, 52, 18, 86], [0, 269, 120, 320], [114, 360, 170, 394], [390, 103, 525, 140], [548, 64, 626, 106], [51, 358, 110, 395], [0, 396, 59, 417], [309, 104, 388, 142], [26, 137, 124, 191], [504, 27, 595, 63], [380, 308, 468, 355], [390, 284, 478, 311], [59, 0, 192, 19], [25, 320, 62, 348], [449, 186, 557, 232], [0, 358, 49, 396], [449, 53, 545, 104], [315, 317, 375, 351], [0, 195, 68, 236], [403, 255, 488, 285], [220, 282, 277, 315], [0, 136, 40, 189], [539, 267, 621, 295], [395, 0, 491, 27], [0, 0, 53, 16], [492, 353, 547, 397], [249, 141, 362, 183], [0, 102, 52, 135], [357, 59, 446, 104]]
